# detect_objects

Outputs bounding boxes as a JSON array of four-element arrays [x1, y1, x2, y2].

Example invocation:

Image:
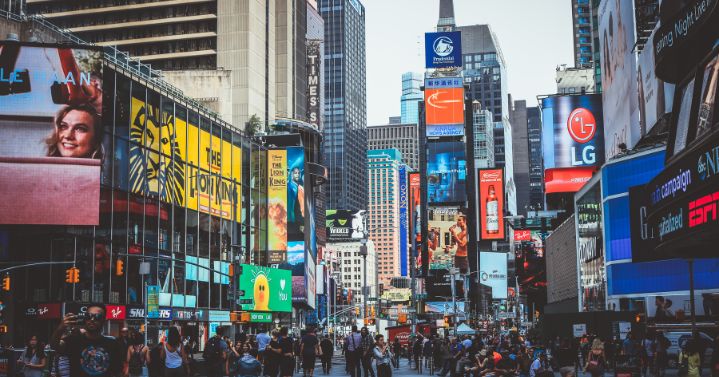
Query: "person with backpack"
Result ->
[[125, 331, 149, 377], [345, 326, 363, 377], [360, 327, 376, 377], [320, 335, 334, 375], [160, 327, 189, 377], [147, 342, 164, 377], [204, 327, 229, 377]]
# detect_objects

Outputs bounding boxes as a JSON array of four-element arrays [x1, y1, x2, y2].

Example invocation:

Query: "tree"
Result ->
[[244, 114, 263, 136]]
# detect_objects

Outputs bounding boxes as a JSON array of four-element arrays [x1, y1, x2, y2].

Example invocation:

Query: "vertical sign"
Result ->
[[146, 285, 160, 319], [409, 173, 422, 268], [478, 169, 505, 240], [268, 149, 288, 263], [399, 165, 409, 276], [306, 40, 321, 129]]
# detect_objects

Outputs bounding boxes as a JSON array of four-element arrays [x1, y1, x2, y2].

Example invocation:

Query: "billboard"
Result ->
[[575, 181, 606, 311], [599, 0, 640, 159], [427, 141, 467, 203], [637, 28, 675, 136], [306, 40, 322, 129], [541, 94, 605, 169], [286, 146, 305, 247], [399, 165, 409, 276], [325, 209, 367, 241], [424, 77, 465, 137], [478, 169, 505, 240], [544, 167, 597, 194], [424, 301, 466, 314], [427, 207, 468, 272], [238, 264, 292, 312], [268, 149, 288, 261], [425, 31, 462, 68], [479, 252, 508, 300], [409, 172, 422, 269], [514, 230, 531, 242], [0, 43, 103, 225]]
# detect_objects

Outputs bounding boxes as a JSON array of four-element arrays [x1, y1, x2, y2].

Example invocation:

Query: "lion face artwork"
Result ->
[[129, 99, 185, 205]]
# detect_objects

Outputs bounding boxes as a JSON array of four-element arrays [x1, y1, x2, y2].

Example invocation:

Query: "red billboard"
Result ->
[[105, 305, 126, 321], [514, 230, 531, 242], [387, 323, 432, 346], [478, 169, 505, 240], [544, 167, 596, 194]]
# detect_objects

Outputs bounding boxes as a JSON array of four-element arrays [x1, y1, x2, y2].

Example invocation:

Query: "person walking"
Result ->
[[320, 335, 334, 374], [584, 340, 605, 377], [264, 330, 281, 377], [204, 327, 229, 377], [360, 327, 376, 377], [160, 327, 189, 377], [126, 330, 150, 377], [372, 335, 393, 377], [235, 342, 262, 377], [277, 327, 296, 377], [412, 336, 423, 371], [678, 340, 701, 377], [257, 327, 271, 365], [300, 327, 321, 377], [391, 338, 402, 370], [17, 335, 47, 377], [345, 326, 364, 377]]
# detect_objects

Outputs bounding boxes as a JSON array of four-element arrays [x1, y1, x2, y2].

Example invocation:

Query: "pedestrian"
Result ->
[[227, 341, 243, 377], [257, 327, 271, 364], [235, 342, 262, 377], [274, 327, 295, 377], [654, 331, 670, 377], [320, 335, 334, 374], [265, 330, 281, 377], [17, 335, 47, 377], [423, 335, 434, 371], [678, 339, 701, 377], [529, 352, 550, 377], [391, 338, 402, 370], [300, 327, 321, 377], [360, 327, 376, 377], [119, 327, 132, 358], [516, 346, 532, 377], [710, 334, 719, 377], [50, 303, 124, 377], [126, 330, 149, 377], [148, 341, 164, 377], [413, 336, 423, 370], [160, 327, 190, 377], [372, 335, 393, 377], [642, 333, 655, 377], [345, 326, 364, 377], [435, 338, 451, 377], [448, 337, 463, 377], [583, 340, 605, 377], [203, 326, 229, 377]]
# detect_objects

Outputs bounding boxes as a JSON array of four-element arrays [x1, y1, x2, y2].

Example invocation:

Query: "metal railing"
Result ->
[[0, 9, 245, 136]]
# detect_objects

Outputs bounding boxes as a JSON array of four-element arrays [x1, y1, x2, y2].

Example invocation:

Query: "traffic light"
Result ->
[[66, 267, 79, 284], [115, 258, 124, 276], [355, 307, 360, 316], [228, 264, 234, 277], [1, 275, 9, 291]]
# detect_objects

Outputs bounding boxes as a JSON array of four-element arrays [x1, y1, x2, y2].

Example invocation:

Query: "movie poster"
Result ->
[[268, 149, 288, 262]]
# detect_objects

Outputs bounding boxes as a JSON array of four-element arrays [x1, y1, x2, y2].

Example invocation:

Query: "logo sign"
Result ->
[[25, 306, 37, 318], [629, 186, 661, 263], [424, 78, 465, 137], [514, 230, 531, 242], [573, 324, 587, 338], [478, 169, 505, 241], [37, 303, 61, 319], [157, 308, 172, 320], [306, 40, 321, 129], [479, 252, 508, 299], [105, 305, 126, 321], [127, 307, 145, 319], [249, 312, 272, 323], [209, 310, 231, 322], [567, 108, 597, 143], [425, 31, 462, 68], [238, 264, 292, 312], [173, 309, 196, 321]]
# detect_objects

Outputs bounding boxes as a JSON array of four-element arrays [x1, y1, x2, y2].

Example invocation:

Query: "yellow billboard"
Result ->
[[267, 149, 288, 258], [129, 97, 241, 221]]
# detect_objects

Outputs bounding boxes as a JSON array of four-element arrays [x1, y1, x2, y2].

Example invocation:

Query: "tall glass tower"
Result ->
[[319, 0, 368, 211], [400, 72, 423, 124]]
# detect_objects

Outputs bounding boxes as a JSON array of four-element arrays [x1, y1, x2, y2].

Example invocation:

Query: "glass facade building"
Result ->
[[400, 72, 422, 124]]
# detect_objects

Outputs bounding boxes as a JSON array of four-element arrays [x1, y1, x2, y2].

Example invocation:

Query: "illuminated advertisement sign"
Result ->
[[237, 264, 292, 313], [478, 169, 505, 240], [575, 181, 606, 311], [424, 78, 465, 137], [267, 147, 307, 264], [427, 141, 467, 203], [286, 146, 306, 261], [514, 230, 531, 242], [541, 94, 605, 169], [409, 172, 422, 269], [399, 165, 409, 276], [427, 207, 468, 272], [425, 301, 466, 314], [0, 43, 103, 225], [479, 252, 508, 300], [306, 40, 322, 129], [325, 210, 367, 241], [544, 167, 597, 194], [425, 31, 462, 69]]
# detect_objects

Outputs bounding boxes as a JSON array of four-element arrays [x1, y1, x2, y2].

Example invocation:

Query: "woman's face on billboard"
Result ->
[[56, 109, 96, 158]]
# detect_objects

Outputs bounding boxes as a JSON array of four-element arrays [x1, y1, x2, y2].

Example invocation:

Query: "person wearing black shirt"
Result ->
[[50, 303, 123, 377], [277, 327, 295, 377], [300, 327, 320, 377], [320, 336, 334, 374]]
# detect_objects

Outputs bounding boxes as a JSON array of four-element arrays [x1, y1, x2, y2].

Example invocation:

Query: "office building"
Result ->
[[400, 72, 423, 124], [326, 241, 377, 307], [367, 123, 419, 170], [571, 0, 602, 91], [26, 0, 312, 131], [509, 97, 530, 217], [545, 215, 579, 313], [527, 106, 543, 210], [556, 66, 596, 94], [319, 0, 368, 212], [367, 149, 403, 288], [388, 116, 402, 124], [472, 101, 495, 169]]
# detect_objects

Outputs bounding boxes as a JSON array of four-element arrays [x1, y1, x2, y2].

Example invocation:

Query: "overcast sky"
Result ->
[[364, 0, 575, 125]]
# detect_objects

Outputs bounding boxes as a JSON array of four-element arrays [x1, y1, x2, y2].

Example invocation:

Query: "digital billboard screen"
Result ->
[[478, 169, 505, 240], [409, 172, 422, 269], [427, 141, 467, 203], [544, 167, 596, 194], [0, 43, 103, 225], [427, 207, 468, 272], [268, 149, 288, 262], [325, 209, 367, 241], [424, 77, 465, 137], [399, 165, 409, 276], [541, 94, 605, 170], [479, 252, 508, 300], [238, 264, 292, 313], [424, 31, 462, 69]]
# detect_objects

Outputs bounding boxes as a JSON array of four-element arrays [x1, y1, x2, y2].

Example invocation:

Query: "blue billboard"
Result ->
[[425, 31, 462, 68], [427, 141, 467, 204], [399, 165, 409, 276]]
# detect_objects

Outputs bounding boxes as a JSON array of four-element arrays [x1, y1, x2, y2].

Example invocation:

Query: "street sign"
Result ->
[[497, 312, 513, 319], [237, 299, 253, 305], [367, 297, 377, 302]]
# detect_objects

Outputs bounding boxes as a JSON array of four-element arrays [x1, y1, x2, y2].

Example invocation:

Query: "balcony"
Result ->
[[69, 14, 216, 33], [32, 0, 213, 19]]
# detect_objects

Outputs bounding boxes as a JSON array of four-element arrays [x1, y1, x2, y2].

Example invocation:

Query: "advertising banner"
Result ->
[[514, 230, 531, 242], [0, 43, 103, 225], [425, 31, 462, 68], [638, 29, 675, 136], [250, 312, 272, 323], [576, 181, 606, 311], [36, 303, 62, 320], [326, 210, 367, 241], [599, 0, 639, 159], [146, 285, 160, 318], [387, 324, 432, 347], [541, 94, 605, 169], [105, 305, 126, 321], [399, 165, 409, 276], [427, 141, 467, 203], [268, 149, 288, 262], [425, 301, 466, 314], [544, 167, 597, 194], [424, 77, 465, 137], [479, 252, 508, 299], [409, 172, 421, 242], [237, 264, 292, 312], [306, 253, 317, 309], [381, 288, 412, 302], [478, 169, 505, 240], [427, 207, 468, 272], [629, 185, 660, 262]]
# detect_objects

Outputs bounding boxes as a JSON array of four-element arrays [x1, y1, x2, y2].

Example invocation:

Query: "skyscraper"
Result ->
[[319, 0, 368, 212], [571, 0, 602, 91], [509, 97, 530, 217], [367, 149, 403, 288], [401, 72, 423, 124], [527, 106, 544, 210], [472, 101, 495, 169], [368, 123, 420, 170]]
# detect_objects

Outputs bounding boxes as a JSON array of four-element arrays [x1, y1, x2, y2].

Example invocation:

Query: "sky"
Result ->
[[364, 0, 575, 125]]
